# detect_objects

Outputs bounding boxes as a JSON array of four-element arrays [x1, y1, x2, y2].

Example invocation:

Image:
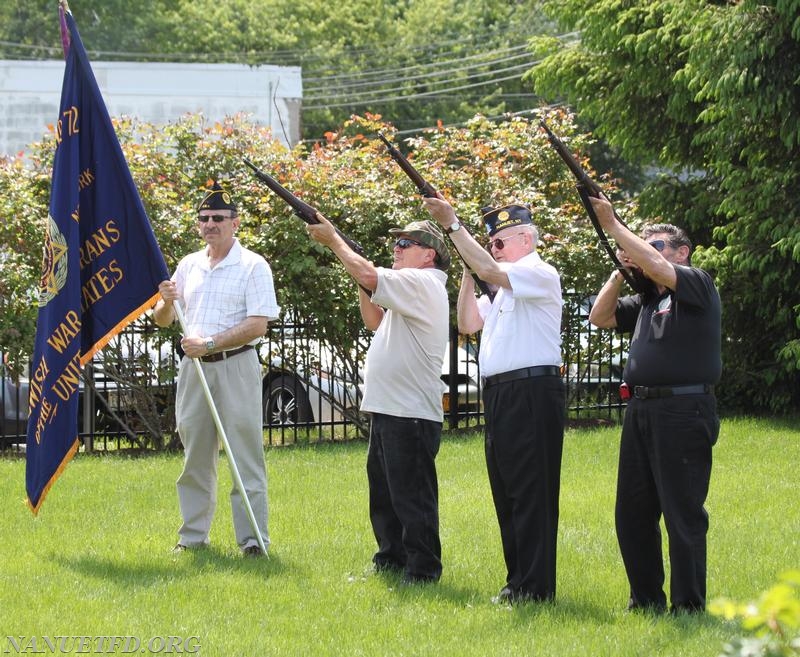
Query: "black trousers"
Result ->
[[367, 413, 443, 581], [616, 394, 719, 612], [483, 375, 565, 599]]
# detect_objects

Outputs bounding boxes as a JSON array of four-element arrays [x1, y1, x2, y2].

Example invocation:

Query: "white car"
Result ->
[[260, 336, 483, 428], [260, 339, 362, 428], [562, 294, 627, 408]]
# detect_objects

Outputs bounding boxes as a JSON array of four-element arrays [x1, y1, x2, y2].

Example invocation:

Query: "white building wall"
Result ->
[[0, 60, 303, 156]]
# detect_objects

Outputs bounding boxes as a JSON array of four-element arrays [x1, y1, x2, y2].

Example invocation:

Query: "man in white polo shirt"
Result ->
[[154, 180, 280, 557], [307, 214, 450, 584]]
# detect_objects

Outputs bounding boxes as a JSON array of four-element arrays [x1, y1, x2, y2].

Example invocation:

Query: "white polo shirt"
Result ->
[[173, 239, 280, 343], [360, 266, 449, 423]]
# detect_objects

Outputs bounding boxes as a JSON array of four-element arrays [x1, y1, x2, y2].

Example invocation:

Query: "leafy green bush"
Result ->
[[710, 570, 800, 657], [0, 110, 611, 382]]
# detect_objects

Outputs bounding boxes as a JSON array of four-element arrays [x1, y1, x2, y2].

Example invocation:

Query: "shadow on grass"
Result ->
[[368, 570, 607, 615], [52, 545, 288, 585], [366, 569, 486, 606], [374, 575, 727, 632]]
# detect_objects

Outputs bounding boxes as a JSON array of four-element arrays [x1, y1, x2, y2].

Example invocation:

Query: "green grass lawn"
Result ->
[[1, 417, 798, 656]]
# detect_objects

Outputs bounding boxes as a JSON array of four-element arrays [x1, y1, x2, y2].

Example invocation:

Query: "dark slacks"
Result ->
[[367, 413, 443, 581], [616, 394, 719, 612], [483, 375, 565, 600]]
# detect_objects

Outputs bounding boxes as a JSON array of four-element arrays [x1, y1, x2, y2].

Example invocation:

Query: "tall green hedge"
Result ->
[[0, 111, 613, 385], [529, 0, 800, 414]]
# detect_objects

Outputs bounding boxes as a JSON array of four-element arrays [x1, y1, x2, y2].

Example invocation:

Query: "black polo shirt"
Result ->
[[615, 266, 722, 387]]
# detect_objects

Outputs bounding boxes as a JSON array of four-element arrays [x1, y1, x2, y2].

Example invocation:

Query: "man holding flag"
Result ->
[[154, 181, 279, 557], [27, 5, 271, 560]]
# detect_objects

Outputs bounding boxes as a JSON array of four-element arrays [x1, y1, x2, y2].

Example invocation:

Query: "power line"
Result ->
[[0, 23, 572, 66], [304, 48, 536, 98], [303, 69, 536, 111], [304, 31, 578, 85], [303, 43, 533, 87]]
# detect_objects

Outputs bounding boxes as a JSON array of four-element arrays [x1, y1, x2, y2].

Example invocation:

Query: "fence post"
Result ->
[[447, 325, 459, 430], [82, 363, 94, 452]]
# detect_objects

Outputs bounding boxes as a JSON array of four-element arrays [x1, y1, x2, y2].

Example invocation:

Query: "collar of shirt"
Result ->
[[202, 238, 242, 270]]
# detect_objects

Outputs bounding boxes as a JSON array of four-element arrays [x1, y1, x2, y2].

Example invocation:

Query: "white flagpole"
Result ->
[[173, 304, 268, 556]]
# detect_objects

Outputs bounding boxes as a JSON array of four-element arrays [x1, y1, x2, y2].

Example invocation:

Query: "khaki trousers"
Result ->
[[175, 349, 269, 549]]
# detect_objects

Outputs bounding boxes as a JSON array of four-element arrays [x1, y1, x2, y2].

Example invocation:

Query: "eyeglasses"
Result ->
[[198, 214, 232, 223], [488, 232, 526, 250], [647, 239, 668, 252], [394, 238, 425, 249]]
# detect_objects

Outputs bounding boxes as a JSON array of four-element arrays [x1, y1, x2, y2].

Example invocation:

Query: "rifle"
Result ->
[[377, 133, 495, 299], [243, 157, 372, 296], [243, 157, 365, 257], [539, 122, 652, 294], [378, 133, 438, 199]]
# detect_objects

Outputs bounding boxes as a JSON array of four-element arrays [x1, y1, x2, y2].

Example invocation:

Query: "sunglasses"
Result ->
[[394, 238, 425, 249], [647, 239, 668, 252], [488, 232, 526, 250], [198, 214, 232, 223]]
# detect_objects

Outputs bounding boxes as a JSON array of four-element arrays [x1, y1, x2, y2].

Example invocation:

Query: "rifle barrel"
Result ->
[[539, 122, 651, 294], [377, 133, 497, 300], [242, 157, 365, 256], [378, 132, 437, 198]]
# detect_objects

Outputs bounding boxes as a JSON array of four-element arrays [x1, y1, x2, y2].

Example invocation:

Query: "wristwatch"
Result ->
[[205, 338, 216, 352], [446, 220, 461, 235]]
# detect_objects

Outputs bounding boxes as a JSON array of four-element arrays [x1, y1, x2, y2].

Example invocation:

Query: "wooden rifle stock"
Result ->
[[377, 133, 495, 300], [243, 157, 365, 257], [539, 122, 652, 294]]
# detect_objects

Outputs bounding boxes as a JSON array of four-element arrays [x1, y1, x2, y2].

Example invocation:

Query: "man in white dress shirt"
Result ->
[[424, 197, 565, 603]]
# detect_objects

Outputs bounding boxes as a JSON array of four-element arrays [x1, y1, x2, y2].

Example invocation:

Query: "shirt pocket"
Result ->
[[491, 294, 517, 343], [498, 294, 516, 315], [650, 296, 673, 341]]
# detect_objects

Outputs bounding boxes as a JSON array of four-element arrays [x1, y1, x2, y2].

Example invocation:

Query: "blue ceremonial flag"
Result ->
[[26, 5, 170, 514]]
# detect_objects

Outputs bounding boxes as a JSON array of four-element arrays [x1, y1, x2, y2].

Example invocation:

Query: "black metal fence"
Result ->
[[1, 294, 627, 454]]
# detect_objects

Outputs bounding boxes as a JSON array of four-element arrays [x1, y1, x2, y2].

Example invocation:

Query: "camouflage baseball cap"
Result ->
[[389, 220, 450, 271]]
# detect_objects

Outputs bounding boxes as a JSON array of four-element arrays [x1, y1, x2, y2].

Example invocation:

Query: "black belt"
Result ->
[[482, 365, 561, 388], [199, 344, 254, 363], [632, 384, 714, 399]]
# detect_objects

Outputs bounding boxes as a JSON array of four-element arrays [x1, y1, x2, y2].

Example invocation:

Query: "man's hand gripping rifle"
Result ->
[[539, 122, 652, 294], [377, 133, 495, 300]]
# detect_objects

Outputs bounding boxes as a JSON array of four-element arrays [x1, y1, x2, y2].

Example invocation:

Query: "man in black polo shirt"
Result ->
[[588, 195, 721, 614]]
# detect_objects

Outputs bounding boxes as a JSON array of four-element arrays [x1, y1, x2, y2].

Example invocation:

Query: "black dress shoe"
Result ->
[[492, 586, 514, 604], [373, 560, 404, 574], [626, 599, 667, 614], [509, 589, 542, 605], [243, 545, 264, 558], [400, 573, 438, 586], [493, 586, 549, 605]]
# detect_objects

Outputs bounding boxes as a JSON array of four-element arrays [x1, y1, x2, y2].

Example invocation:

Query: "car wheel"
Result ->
[[263, 376, 313, 426]]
